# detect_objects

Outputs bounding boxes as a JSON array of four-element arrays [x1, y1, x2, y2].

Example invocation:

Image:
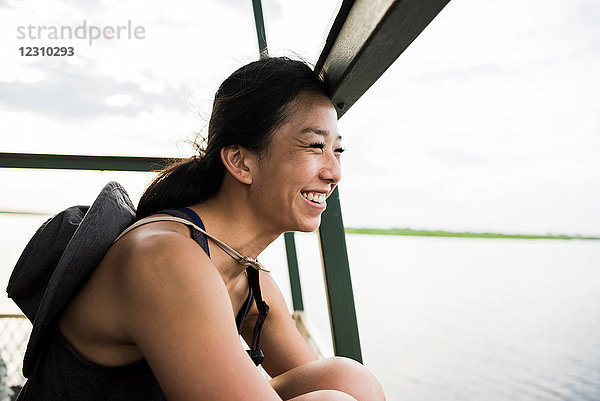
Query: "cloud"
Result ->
[[0, 61, 183, 118]]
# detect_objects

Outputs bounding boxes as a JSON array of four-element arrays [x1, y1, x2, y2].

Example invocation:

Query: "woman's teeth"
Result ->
[[302, 192, 326, 204]]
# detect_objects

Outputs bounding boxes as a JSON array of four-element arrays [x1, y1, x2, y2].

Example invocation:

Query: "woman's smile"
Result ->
[[300, 191, 327, 209]]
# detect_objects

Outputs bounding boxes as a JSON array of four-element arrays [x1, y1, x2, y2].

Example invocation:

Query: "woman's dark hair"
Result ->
[[136, 56, 329, 219]]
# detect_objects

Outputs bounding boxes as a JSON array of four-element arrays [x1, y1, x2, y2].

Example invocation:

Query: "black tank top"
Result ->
[[16, 208, 255, 400]]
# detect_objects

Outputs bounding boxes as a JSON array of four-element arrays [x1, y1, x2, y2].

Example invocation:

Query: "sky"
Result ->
[[1, 0, 599, 240]]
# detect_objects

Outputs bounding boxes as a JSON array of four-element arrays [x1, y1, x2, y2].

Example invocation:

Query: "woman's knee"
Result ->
[[270, 357, 385, 401], [288, 389, 357, 401], [319, 357, 385, 400]]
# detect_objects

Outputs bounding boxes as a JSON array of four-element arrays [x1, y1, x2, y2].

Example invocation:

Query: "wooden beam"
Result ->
[[316, 0, 451, 117]]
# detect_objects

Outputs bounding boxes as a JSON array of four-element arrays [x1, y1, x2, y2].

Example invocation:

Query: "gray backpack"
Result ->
[[6, 182, 135, 377]]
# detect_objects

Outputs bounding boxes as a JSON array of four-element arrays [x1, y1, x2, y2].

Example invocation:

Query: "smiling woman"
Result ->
[[15, 57, 384, 401]]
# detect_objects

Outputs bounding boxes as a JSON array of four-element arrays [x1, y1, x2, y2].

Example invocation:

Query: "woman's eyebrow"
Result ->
[[300, 127, 342, 141]]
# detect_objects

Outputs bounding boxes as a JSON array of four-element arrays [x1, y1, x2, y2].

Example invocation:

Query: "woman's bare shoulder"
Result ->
[[109, 218, 219, 313], [108, 222, 283, 400], [113, 214, 198, 254]]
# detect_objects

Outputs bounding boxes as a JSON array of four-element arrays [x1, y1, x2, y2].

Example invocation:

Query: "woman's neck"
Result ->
[[187, 183, 280, 284]]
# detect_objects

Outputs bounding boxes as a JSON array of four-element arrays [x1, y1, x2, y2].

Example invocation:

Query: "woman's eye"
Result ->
[[309, 142, 325, 150], [335, 148, 345, 154]]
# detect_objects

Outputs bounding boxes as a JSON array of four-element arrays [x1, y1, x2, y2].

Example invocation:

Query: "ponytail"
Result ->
[[136, 151, 223, 220]]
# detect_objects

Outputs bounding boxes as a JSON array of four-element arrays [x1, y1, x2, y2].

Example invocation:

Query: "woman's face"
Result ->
[[250, 92, 343, 233]]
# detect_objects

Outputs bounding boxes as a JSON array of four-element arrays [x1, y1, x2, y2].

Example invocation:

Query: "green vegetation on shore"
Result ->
[[345, 227, 600, 240]]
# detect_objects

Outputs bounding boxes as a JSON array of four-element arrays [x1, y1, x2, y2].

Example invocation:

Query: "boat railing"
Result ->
[[0, 314, 30, 390], [0, 312, 326, 391]]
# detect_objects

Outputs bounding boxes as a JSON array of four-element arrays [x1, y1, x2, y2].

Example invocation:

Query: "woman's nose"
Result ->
[[320, 149, 342, 183]]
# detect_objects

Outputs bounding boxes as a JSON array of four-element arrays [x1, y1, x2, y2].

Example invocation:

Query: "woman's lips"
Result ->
[[301, 191, 326, 204], [301, 191, 327, 209]]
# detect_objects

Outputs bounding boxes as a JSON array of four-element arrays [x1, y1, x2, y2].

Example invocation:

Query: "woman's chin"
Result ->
[[294, 217, 322, 233]]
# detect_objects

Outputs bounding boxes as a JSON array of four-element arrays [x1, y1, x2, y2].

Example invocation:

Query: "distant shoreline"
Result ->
[[345, 228, 600, 240], [2, 211, 598, 240]]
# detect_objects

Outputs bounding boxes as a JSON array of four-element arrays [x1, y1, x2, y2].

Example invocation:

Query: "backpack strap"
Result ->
[[114, 216, 269, 273], [246, 266, 269, 365]]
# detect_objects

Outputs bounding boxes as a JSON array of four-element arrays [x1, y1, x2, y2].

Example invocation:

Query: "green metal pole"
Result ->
[[0, 152, 172, 172], [249, 0, 307, 316], [318, 187, 362, 363], [251, 0, 269, 59], [284, 232, 304, 311]]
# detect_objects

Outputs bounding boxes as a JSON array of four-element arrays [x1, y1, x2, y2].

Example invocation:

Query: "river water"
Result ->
[[1, 216, 599, 400], [266, 234, 600, 401]]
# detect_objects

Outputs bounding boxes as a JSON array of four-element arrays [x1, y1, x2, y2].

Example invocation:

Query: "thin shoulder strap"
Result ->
[[114, 216, 269, 273]]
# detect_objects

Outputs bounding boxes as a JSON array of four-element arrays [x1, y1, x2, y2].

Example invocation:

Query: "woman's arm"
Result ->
[[115, 232, 284, 401], [241, 272, 319, 378], [241, 274, 385, 401]]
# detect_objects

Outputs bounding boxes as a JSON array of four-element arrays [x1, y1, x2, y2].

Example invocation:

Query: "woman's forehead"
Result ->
[[284, 95, 339, 135]]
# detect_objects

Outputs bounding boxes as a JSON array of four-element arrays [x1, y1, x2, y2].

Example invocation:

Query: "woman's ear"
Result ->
[[220, 145, 256, 185]]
